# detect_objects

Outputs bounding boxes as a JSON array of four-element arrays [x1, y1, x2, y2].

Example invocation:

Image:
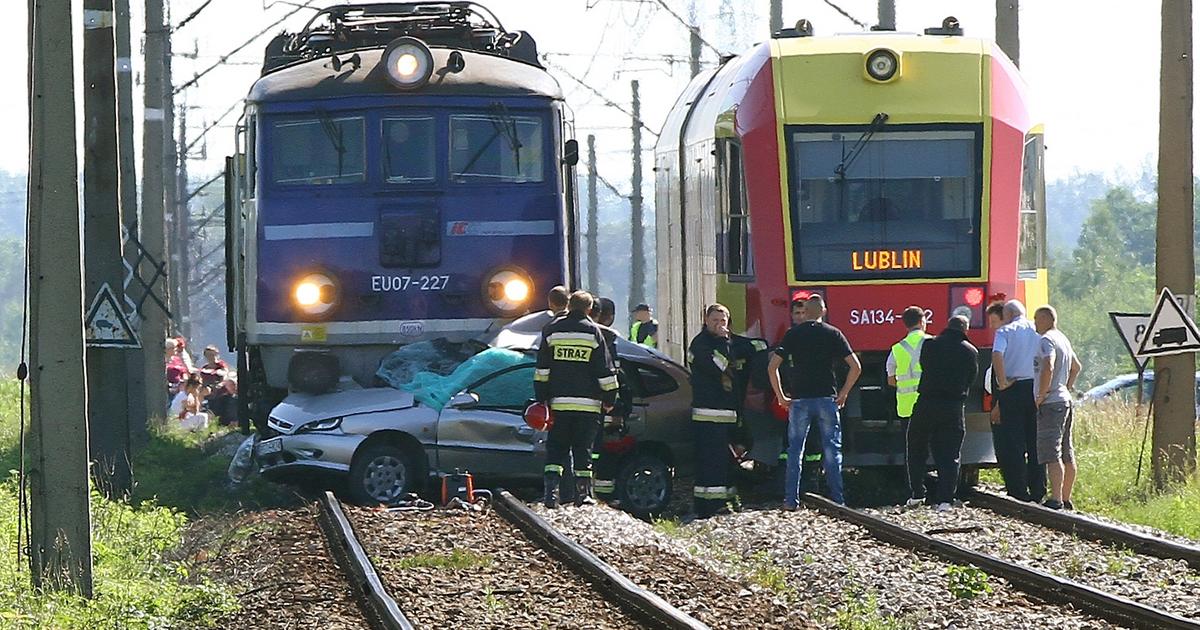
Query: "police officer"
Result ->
[[688, 303, 745, 518], [535, 291, 619, 508], [630, 303, 659, 348], [886, 306, 931, 506], [589, 297, 629, 503]]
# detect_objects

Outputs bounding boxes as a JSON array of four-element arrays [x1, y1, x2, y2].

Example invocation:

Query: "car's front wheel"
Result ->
[[348, 443, 417, 505], [616, 453, 673, 518]]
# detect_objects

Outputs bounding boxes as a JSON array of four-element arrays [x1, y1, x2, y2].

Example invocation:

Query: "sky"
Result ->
[[0, 0, 1183, 186]]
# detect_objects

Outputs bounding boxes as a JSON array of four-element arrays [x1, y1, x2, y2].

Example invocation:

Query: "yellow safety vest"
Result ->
[[630, 320, 657, 348], [892, 330, 929, 418]]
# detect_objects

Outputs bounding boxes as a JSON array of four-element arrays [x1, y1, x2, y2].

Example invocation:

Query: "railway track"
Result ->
[[318, 489, 708, 629], [804, 493, 1200, 630]]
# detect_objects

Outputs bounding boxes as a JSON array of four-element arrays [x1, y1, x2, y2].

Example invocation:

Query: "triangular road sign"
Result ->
[[85, 283, 141, 348], [1108, 312, 1151, 371], [1136, 288, 1200, 358]]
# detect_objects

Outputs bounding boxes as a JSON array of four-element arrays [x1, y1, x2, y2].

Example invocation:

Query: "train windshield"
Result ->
[[383, 117, 435, 183], [450, 113, 544, 183], [271, 116, 366, 185], [787, 125, 982, 281]]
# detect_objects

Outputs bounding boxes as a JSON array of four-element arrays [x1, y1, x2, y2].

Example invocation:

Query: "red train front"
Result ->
[[654, 18, 1047, 467]]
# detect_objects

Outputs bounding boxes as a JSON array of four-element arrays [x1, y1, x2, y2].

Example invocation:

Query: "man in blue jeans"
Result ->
[[768, 295, 862, 507]]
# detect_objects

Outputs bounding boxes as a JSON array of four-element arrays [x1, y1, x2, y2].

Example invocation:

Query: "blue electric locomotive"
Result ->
[[225, 3, 578, 428]]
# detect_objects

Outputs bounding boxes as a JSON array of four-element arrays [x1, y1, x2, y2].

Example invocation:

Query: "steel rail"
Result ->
[[969, 489, 1200, 570], [492, 489, 710, 630], [802, 493, 1200, 630], [316, 491, 416, 630]]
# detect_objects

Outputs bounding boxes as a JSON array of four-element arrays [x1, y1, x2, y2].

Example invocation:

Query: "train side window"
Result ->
[[246, 114, 257, 198], [1018, 133, 1046, 275], [717, 140, 754, 279]]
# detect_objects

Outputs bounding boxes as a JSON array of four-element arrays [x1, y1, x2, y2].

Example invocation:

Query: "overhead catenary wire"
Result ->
[[650, 0, 723, 57], [542, 58, 659, 138], [821, 0, 869, 29], [174, 0, 216, 31], [173, 0, 318, 95], [184, 99, 242, 154]]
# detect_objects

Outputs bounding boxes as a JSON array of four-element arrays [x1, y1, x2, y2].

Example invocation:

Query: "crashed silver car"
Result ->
[[256, 314, 692, 515]]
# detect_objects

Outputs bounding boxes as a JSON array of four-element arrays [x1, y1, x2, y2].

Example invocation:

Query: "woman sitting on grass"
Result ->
[[170, 375, 210, 431]]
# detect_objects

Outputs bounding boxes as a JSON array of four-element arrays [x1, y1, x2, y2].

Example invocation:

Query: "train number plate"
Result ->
[[257, 437, 283, 456], [371, 275, 451, 292]]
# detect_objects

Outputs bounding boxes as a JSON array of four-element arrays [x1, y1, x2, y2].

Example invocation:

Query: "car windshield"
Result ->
[[271, 116, 366, 185], [787, 125, 981, 281]]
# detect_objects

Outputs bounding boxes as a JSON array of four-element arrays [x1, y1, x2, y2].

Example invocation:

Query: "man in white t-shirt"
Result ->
[[1033, 306, 1082, 510]]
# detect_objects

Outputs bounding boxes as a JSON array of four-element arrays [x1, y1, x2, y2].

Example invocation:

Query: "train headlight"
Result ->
[[483, 268, 533, 316], [382, 37, 433, 89], [865, 49, 900, 82], [293, 272, 339, 317]]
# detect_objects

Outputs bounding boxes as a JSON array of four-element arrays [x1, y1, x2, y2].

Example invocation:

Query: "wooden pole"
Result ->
[[27, 0, 94, 595], [1153, 0, 1197, 488]]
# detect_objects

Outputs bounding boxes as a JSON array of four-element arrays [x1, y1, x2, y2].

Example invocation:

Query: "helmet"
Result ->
[[524, 402, 553, 431]]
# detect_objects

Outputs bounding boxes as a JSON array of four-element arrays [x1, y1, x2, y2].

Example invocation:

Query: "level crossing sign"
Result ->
[[85, 283, 141, 348], [1108, 312, 1151, 372], [1135, 288, 1200, 358]]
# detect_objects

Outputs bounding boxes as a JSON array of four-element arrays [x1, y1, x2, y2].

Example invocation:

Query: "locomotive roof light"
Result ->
[[382, 37, 434, 89], [864, 48, 901, 83], [293, 272, 339, 318], [483, 267, 533, 317]]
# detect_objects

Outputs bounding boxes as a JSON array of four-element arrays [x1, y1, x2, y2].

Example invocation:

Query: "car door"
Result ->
[[435, 364, 546, 477]]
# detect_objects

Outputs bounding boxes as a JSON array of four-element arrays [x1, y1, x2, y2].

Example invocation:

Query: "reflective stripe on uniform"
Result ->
[[595, 479, 615, 493], [545, 464, 564, 474], [534, 368, 550, 382], [550, 396, 602, 413], [893, 331, 928, 418], [712, 351, 729, 372], [591, 452, 601, 460], [598, 374, 619, 391], [574, 469, 593, 478], [751, 339, 768, 351], [691, 407, 738, 423], [693, 485, 736, 499], [547, 332, 598, 348]]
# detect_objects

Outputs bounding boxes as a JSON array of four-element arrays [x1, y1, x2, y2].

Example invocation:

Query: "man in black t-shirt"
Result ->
[[768, 295, 862, 507]]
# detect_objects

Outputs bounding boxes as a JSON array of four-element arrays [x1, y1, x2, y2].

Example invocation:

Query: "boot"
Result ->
[[575, 476, 596, 507], [543, 473, 560, 509]]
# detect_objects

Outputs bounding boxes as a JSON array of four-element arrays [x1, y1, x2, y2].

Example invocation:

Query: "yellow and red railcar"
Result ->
[[654, 19, 1046, 466]]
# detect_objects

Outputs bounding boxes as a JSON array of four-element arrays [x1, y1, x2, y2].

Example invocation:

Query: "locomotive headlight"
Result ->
[[382, 37, 433, 89], [865, 49, 900, 82], [483, 268, 533, 316], [293, 272, 338, 317]]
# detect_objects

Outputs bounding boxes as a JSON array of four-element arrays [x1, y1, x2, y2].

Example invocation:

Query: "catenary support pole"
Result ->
[[995, 1, 1019, 67], [82, 0, 133, 496], [586, 134, 598, 293], [1153, 0, 1197, 488], [176, 106, 191, 339], [26, 0, 95, 595], [163, 29, 180, 336], [878, 0, 895, 30], [688, 0, 702, 79], [769, 0, 782, 35], [141, 0, 170, 427], [628, 80, 645, 314]]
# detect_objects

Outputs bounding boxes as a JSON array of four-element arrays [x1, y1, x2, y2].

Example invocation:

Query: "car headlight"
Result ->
[[299, 417, 342, 433], [382, 37, 434, 89], [293, 272, 339, 317], [483, 268, 533, 316], [865, 49, 900, 82]]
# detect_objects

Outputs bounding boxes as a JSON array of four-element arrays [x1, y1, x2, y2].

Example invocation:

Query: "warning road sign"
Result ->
[[85, 283, 141, 348], [1108, 312, 1151, 371], [1136, 288, 1200, 358]]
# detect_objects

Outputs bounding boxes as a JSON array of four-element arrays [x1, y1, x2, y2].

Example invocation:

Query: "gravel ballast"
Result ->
[[869, 503, 1200, 620], [347, 506, 642, 629]]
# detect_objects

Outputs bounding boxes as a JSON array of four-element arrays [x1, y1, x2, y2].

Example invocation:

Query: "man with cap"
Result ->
[[887, 306, 931, 506], [630, 303, 659, 349]]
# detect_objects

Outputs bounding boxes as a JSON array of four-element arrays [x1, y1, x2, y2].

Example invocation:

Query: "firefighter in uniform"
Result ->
[[590, 297, 629, 503], [886, 306, 931, 506], [535, 291, 619, 508], [688, 303, 745, 518]]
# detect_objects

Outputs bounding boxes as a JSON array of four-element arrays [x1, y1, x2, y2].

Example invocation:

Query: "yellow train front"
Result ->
[[654, 18, 1047, 469]]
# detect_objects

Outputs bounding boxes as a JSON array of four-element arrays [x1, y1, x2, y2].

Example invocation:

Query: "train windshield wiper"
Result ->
[[315, 110, 348, 180], [458, 103, 522, 178], [834, 112, 889, 180]]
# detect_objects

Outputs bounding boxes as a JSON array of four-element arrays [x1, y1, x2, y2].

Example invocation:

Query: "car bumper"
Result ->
[[256, 432, 365, 477]]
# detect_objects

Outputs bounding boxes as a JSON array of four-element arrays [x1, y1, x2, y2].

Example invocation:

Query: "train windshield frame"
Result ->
[[270, 116, 367, 186], [449, 113, 546, 184], [785, 123, 984, 282]]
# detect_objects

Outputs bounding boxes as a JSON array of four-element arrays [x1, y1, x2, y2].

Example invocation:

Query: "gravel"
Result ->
[[867, 503, 1200, 620], [347, 505, 641, 629], [537, 504, 811, 629], [190, 506, 371, 629]]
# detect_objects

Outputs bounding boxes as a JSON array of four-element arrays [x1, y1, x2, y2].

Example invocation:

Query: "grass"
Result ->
[[651, 517, 688, 538], [396, 548, 492, 571]]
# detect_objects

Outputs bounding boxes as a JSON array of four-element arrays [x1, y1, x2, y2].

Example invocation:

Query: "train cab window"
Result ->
[[1018, 133, 1047, 275], [787, 125, 982, 281], [246, 114, 257, 198], [383, 117, 435, 183], [270, 116, 366, 185], [450, 114, 544, 183], [717, 140, 754, 279]]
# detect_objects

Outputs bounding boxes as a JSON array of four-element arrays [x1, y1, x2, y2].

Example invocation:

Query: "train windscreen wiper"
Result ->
[[834, 112, 889, 180], [316, 109, 348, 179]]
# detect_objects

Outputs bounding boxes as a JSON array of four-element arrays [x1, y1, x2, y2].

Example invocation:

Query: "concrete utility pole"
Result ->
[[995, 1, 1019, 67], [164, 31, 180, 337], [114, 0, 148, 446], [586, 134, 598, 293], [688, 0, 701, 78], [770, 0, 782, 34], [176, 106, 191, 339], [26, 0, 94, 595], [877, 0, 895, 30], [1153, 0, 1197, 488], [82, 0, 132, 496], [628, 80, 646, 314], [141, 0, 170, 426]]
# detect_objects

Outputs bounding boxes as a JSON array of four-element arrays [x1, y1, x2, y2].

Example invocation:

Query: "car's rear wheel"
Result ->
[[348, 444, 417, 505], [616, 453, 672, 518]]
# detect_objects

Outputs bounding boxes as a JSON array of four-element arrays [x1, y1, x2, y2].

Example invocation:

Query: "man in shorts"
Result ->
[[1033, 305, 1082, 510]]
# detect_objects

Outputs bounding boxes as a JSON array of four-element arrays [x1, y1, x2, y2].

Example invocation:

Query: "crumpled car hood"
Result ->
[[271, 388, 416, 431]]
